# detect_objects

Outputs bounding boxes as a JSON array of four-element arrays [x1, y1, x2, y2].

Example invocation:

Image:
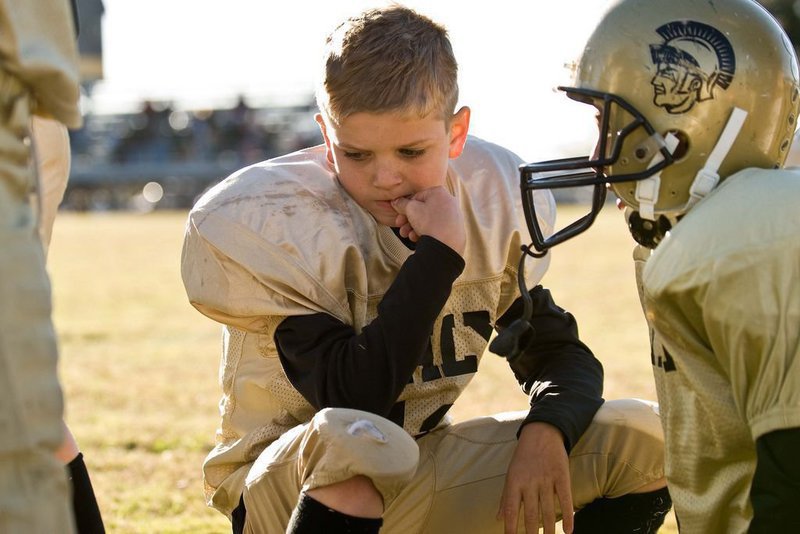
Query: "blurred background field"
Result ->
[[48, 205, 676, 533]]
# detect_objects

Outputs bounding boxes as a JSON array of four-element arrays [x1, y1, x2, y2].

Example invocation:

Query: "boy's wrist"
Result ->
[[415, 235, 466, 272]]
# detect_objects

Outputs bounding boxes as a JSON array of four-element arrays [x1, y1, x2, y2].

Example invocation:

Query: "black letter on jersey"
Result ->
[[650, 333, 677, 372], [419, 310, 492, 382]]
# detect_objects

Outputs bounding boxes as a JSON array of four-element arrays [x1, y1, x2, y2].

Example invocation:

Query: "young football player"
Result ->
[[0, 1, 84, 532], [517, 0, 800, 531], [181, 5, 671, 533]]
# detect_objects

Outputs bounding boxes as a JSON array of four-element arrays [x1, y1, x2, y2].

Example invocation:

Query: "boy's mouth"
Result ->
[[381, 194, 411, 204]]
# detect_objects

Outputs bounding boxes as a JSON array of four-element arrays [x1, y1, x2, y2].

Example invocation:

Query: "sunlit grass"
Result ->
[[48, 207, 675, 533]]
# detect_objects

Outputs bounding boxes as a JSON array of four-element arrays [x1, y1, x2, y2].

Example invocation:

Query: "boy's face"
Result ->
[[316, 108, 470, 226]]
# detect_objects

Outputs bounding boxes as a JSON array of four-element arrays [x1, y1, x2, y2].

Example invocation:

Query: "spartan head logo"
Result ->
[[649, 21, 736, 114]]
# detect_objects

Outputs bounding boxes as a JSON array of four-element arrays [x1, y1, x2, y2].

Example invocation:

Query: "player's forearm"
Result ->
[[275, 236, 464, 416], [518, 367, 604, 451], [500, 286, 604, 450]]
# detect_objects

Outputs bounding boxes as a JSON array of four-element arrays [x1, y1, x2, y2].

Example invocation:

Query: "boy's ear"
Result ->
[[448, 106, 471, 159], [315, 113, 335, 166]]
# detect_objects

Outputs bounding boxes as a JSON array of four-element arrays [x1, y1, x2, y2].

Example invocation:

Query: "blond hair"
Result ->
[[316, 5, 459, 126]]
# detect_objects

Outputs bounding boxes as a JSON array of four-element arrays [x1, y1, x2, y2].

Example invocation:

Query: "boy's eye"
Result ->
[[343, 151, 368, 161], [399, 148, 425, 158]]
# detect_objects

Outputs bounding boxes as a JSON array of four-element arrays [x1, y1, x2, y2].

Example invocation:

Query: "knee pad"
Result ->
[[298, 408, 419, 505]]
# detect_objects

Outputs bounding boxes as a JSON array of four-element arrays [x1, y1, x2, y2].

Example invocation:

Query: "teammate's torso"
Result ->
[[635, 168, 800, 532]]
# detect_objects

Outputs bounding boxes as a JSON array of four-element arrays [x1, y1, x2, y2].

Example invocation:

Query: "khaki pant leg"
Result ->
[[568, 398, 665, 502], [0, 74, 73, 533], [384, 398, 665, 533], [383, 412, 520, 534], [242, 408, 418, 533]]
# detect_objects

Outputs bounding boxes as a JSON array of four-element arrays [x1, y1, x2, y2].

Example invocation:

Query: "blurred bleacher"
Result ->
[[66, 97, 322, 211]]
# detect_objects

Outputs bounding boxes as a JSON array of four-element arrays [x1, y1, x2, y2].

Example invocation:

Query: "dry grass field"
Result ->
[[47, 206, 676, 533]]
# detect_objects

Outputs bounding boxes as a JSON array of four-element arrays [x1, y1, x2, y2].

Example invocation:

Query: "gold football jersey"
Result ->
[[181, 136, 556, 514], [634, 168, 800, 533]]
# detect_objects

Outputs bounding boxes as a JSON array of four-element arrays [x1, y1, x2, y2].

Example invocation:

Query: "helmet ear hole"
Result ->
[[667, 129, 690, 160]]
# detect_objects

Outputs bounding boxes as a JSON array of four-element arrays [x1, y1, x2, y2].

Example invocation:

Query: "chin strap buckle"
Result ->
[[688, 167, 720, 203], [685, 107, 748, 210]]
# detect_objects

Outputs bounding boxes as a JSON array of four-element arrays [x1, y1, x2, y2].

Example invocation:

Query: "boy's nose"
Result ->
[[373, 163, 402, 188]]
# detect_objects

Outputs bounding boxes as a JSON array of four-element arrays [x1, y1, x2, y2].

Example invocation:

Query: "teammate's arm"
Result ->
[[749, 428, 800, 531]]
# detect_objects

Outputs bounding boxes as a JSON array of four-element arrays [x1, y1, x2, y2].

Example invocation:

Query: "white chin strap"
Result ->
[[685, 107, 748, 210], [635, 107, 749, 220], [635, 132, 680, 221]]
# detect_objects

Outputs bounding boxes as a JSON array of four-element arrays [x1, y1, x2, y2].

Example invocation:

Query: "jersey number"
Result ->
[[418, 310, 493, 382]]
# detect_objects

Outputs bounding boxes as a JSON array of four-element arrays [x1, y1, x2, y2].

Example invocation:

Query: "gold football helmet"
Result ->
[[521, 0, 800, 249]]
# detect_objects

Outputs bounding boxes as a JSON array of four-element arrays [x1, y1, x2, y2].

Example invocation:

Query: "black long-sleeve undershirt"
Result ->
[[748, 427, 800, 532], [275, 235, 464, 417], [275, 240, 603, 449]]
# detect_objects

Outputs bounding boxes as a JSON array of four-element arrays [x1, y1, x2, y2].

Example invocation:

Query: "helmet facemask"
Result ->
[[520, 87, 675, 252]]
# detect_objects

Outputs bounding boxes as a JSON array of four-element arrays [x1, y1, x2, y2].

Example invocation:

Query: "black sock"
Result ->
[[67, 452, 106, 534], [287, 493, 383, 534], [573, 486, 672, 534]]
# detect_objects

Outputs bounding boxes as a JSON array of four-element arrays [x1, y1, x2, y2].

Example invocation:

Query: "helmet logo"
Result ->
[[649, 21, 736, 114]]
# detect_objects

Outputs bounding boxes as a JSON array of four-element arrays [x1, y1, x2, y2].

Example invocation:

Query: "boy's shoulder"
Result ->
[[450, 135, 525, 196], [459, 135, 524, 167], [185, 142, 378, 251], [186, 143, 364, 248], [647, 167, 800, 281], [190, 144, 345, 215]]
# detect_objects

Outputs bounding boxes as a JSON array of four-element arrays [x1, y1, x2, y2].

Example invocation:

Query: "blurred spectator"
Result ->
[[63, 96, 324, 211], [106, 97, 287, 166], [112, 100, 174, 163]]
